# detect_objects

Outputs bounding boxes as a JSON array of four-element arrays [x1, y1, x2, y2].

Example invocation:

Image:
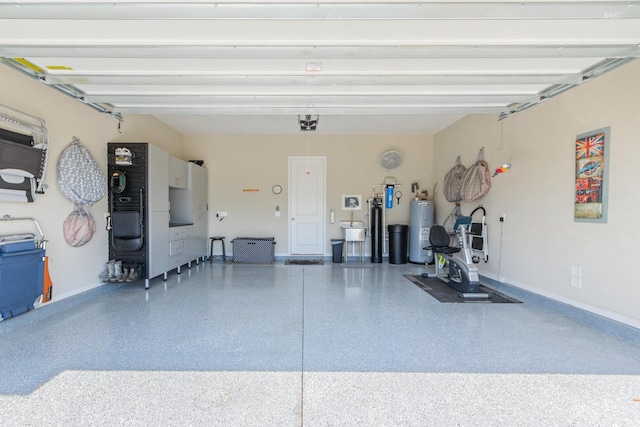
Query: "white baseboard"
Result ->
[[480, 270, 640, 330], [44, 281, 105, 306]]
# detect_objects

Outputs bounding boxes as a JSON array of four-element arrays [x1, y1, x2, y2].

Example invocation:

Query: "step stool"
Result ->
[[209, 236, 226, 262]]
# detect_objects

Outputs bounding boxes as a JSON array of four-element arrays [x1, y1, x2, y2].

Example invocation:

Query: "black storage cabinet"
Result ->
[[388, 224, 409, 264]]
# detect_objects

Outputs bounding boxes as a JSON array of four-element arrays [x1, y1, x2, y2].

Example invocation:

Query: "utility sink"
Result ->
[[340, 221, 364, 228], [340, 221, 366, 241]]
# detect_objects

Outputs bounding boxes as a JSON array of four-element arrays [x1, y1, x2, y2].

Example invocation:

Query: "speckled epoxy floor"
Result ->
[[1, 261, 640, 426]]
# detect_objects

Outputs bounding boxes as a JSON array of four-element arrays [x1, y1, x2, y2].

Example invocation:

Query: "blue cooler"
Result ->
[[0, 241, 44, 320]]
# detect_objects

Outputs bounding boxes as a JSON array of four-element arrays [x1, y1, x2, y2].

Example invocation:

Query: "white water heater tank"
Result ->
[[409, 200, 434, 264]]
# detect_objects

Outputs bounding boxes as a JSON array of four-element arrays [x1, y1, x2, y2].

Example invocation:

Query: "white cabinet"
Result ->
[[147, 144, 169, 280], [167, 226, 182, 270], [169, 155, 188, 189], [168, 162, 208, 264], [148, 211, 169, 280], [190, 162, 207, 212], [189, 210, 208, 262], [168, 224, 195, 271], [148, 144, 169, 211], [169, 239, 184, 256], [188, 163, 208, 262]]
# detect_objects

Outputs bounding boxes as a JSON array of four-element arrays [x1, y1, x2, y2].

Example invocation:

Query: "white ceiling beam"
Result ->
[[84, 94, 533, 105], [79, 85, 542, 96], [2, 2, 640, 20], [20, 57, 598, 73], [2, 45, 638, 59], [42, 73, 582, 87], [112, 105, 508, 115], [2, 19, 640, 45]]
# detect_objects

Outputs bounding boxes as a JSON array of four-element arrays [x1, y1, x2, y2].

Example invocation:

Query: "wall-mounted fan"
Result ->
[[380, 150, 403, 169]]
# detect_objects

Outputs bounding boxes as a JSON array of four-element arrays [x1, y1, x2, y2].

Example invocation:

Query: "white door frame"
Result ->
[[288, 156, 326, 255]]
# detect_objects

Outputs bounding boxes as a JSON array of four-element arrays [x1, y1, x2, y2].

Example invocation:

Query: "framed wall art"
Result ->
[[342, 194, 362, 210], [574, 126, 610, 223]]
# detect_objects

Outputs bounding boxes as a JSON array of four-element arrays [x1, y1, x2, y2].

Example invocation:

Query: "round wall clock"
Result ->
[[272, 185, 282, 194]]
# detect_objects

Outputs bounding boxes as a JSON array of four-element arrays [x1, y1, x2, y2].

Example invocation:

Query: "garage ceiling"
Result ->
[[1, 1, 639, 135]]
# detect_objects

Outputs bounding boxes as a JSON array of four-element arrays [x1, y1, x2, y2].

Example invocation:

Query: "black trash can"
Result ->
[[388, 224, 409, 264], [331, 239, 345, 263]]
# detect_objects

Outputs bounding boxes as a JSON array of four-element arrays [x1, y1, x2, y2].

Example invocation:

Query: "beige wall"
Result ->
[[0, 65, 182, 301], [182, 134, 434, 255], [433, 59, 640, 327]]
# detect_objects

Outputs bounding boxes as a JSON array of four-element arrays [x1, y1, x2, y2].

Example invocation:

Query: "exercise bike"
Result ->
[[422, 217, 486, 297]]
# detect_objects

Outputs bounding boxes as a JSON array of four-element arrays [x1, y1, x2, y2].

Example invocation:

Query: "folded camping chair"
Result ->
[[111, 211, 143, 251], [0, 104, 50, 201], [0, 135, 45, 202]]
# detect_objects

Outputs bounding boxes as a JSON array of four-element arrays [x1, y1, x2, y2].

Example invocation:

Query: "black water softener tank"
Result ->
[[370, 197, 383, 263]]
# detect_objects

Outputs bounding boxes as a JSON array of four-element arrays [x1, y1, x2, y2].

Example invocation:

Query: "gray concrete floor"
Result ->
[[1, 260, 639, 426]]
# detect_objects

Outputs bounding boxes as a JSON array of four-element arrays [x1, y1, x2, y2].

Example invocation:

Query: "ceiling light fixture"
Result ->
[[306, 62, 322, 72], [298, 114, 319, 131]]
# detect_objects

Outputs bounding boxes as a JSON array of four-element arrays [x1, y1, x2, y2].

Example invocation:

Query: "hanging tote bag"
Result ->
[[460, 147, 492, 202], [63, 205, 97, 247], [443, 156, 466, 202], [57, 137, 106, 206]]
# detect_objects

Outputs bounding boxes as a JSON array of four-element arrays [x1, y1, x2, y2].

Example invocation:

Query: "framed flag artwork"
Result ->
[[574, 127, 610, 223]]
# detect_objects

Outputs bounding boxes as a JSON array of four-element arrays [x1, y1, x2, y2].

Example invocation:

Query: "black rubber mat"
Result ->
[[404, 275, 521, 304], [225, 261, 274, 266], [285, 259, 324, 265]]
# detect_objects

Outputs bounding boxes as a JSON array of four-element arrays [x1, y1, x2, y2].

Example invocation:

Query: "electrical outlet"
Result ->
[[499, 214, 506, 222], [216, 211, 228, 218], [571, 265, 582, 276], [571, 265, 582, 289], [571, 276, 582, 289]]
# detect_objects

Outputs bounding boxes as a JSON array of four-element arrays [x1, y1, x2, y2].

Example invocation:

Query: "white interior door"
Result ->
[[289, 157, 326, 255]]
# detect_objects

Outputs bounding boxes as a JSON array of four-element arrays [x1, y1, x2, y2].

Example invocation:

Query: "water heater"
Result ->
[[409, 200, 434, 264]]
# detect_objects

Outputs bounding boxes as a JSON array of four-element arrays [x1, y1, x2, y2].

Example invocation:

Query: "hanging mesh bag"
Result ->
[[460, 147, 492, 202], [57, 137, 106, 206], [63, 205, 97, 247], [443, 204, 462, 233], [443, 156, 466, 202]]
